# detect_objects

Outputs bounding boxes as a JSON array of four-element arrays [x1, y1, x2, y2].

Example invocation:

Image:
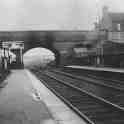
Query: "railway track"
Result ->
[[50, 69, 124, 90], [61, 68, 124, 88], [33, 70, 124, 124], [43, 69, 124, 109]]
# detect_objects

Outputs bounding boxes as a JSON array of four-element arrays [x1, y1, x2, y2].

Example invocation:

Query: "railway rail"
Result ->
[[50, 68, 124, 90], [63, 66, 124, 81], [61, 68, 124, 88], [32, 69, 124, 124], [43, 69, 124, 109]]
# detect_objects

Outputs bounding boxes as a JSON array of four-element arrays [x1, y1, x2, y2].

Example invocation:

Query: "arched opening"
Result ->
[[23, 47, 59, 69], [23, 31, 61, 66], [48, 47, 60, 66]]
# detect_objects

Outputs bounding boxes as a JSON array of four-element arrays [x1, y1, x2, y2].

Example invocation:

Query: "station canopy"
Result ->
[[2, 41, 24, 49]]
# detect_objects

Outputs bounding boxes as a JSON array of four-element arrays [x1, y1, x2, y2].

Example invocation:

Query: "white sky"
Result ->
[[0, 0, 123, 30]]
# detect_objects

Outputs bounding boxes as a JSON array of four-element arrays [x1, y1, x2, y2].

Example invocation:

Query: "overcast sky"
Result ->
[[0, 0, 123, 31]]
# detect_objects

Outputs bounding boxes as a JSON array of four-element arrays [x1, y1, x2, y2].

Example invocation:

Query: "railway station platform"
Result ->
[[66, 65, 124, 73], [0, 69, 86, 124]]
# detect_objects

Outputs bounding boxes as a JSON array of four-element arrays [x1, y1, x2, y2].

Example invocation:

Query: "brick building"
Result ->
[[93, 6, 124, 67], [96, 6, 124, 32], [95, 6, 124, 43]]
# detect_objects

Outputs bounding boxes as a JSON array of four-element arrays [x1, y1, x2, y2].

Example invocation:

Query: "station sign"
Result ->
[[2, 41, 24, 49]]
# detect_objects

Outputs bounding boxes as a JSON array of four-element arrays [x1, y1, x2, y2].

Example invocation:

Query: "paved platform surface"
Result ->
[[26, 70, 86, 124], [66, 65, 124, 73], [0, 69, 86, 124], [0, 70, 56, 124]]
